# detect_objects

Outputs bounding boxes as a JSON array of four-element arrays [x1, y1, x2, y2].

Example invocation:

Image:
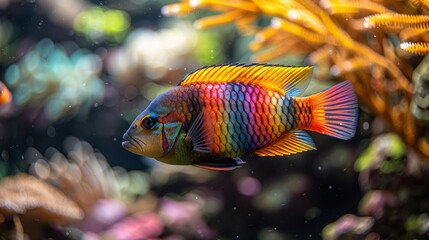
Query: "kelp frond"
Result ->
[[191, 0, 260, 12], [411, 0, 429, 12], [401, 41, 429, 55], [408, 0, 421, 9], [194, 9, 247, 28], [420, 0, 429, 10], [400, 28, 429, 41], [322, 0, 393, 15], [364, 13, 429, 30], [161, 3, 195, 16], [271, 18, 328, 44], [331, 57, 373, 76]]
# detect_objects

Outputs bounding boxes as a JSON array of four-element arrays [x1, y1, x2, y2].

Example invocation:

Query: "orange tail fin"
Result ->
[[307, 81, 358, 140]]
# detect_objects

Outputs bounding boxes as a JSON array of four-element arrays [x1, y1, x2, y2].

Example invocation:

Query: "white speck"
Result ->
[[113, 137, 117, 141], [271, 18, 281, 28], [363, 121, 369, 130], [328, 185, 332, 189], [317, 166, 322, 171], [363, 18, 370, 28], [287, 9, 300, 20], [189, 0, 199, 7]]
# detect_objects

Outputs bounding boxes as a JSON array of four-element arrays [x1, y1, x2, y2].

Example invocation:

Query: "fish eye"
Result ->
[[142, 116, 156, 129]]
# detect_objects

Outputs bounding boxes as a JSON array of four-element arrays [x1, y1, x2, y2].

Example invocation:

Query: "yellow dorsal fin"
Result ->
[[254, 130, 316, 156], [179, 64, 313, 96]]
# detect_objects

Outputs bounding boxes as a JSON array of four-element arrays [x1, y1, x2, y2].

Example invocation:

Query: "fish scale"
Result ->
[[294, 98, 312, 129], [173, 82, 296, 157]]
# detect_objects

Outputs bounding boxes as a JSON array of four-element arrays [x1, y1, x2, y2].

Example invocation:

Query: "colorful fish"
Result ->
[[0, 81, 12, 107], [122, 64, 358, 171]]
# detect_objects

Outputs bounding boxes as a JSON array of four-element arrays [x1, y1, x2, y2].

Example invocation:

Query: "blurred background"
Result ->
[[0, 0, 428, 239]]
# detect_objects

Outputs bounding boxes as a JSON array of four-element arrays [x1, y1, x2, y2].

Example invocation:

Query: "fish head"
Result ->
[[122, 94, 185, 158]]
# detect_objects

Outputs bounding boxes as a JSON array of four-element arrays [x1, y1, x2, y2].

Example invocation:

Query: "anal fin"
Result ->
[[193, 157, 245, 171], [254, 130, 316, 156]]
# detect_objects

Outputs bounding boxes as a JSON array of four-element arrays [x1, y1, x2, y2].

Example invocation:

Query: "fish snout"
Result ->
[[122, 124, 137, 143], [122, 131, 131, 141], [122, 131, 136, 150], [121, 126, 145, 156]]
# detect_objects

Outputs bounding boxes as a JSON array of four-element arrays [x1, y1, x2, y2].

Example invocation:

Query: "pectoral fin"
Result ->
[[193, 157, 245, 171], [186, 111, 213, 153]]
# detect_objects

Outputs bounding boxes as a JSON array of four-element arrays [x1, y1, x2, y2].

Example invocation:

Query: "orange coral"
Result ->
[[0, 174, 84, 223], [401, 41, 429, 55], [161, 0, 429, 157], [29, 137, 121, 213], [363, 13, 429, 30]]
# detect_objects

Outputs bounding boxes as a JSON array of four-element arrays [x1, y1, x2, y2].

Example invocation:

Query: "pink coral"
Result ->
[[106, 213, 163, 240]]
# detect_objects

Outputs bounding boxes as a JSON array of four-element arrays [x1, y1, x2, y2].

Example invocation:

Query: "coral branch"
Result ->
[[401, 41, 429, 55], [161, 3, 196, 16], [191, 0, 259, 12], [322, 1, 393, 15], [271, 18, 328, 44], [364, 13, 429, 30], [194, 9, 246, 28]]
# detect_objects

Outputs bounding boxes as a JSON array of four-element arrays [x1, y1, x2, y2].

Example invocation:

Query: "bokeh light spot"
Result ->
[[237, 176, 261, 196]]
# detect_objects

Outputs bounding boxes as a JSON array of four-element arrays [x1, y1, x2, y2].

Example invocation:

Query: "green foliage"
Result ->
[[354, 133, 406, 173], [74, 6, 130, 43], [194, 30, 224, 65], [405, 214, 429, 235]]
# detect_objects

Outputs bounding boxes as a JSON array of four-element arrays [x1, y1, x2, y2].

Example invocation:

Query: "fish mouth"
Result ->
[[122, 133, 146, 155]]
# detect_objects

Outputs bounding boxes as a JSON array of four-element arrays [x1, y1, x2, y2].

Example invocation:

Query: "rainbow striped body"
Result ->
[[169, 82, 299, 157], [122, 64, 358, 171]]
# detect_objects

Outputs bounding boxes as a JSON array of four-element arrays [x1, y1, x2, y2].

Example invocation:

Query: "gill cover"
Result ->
[[161, 122, 183, 154]]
